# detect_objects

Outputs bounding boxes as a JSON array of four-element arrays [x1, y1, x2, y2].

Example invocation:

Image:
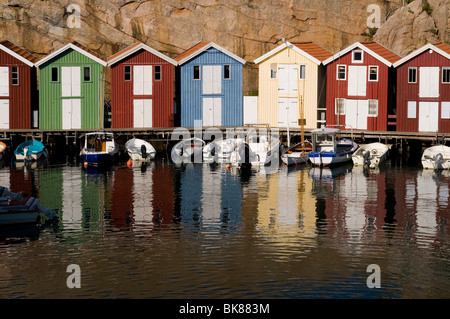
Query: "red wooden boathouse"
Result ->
[[0, 40, 39, 129], [107, 42, 178, 128], [323, 41, 401, 131], [393, 42, 450, 133]]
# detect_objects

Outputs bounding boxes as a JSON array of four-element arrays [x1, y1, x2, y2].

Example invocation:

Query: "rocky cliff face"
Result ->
[[1, 0, 448, 97]]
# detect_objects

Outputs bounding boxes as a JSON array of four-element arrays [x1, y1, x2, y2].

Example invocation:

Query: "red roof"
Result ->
[[0, 40, 39, 64], [174, 42, 208, 62], [107, 42, 142, 62], [434, 41, 450, 55], [361, 41, 401, 64], [291, 42, 332, 61]]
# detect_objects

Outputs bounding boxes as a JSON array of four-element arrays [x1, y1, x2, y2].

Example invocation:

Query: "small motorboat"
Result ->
[[230, 133, 280, 168], [352, 142, 389, 169], [0, 141, 6, 160], [203, 138, 245, 164], [308, 128, 359, 167], [171, 137, 205, 164], [14, 139, 48, 162], [281, 140, 312, 166], [125, 138, 156, 161], [80, 132, 119, 166], [0, 186, 58, 225], [421, 144, 450, 170]]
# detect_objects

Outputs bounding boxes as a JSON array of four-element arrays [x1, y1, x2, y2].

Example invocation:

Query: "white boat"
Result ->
[[352, 142, 389, 169], [308, 128, 359, 167], [203, 138, 245, 164], [281, 140, 312, 166], [171, 137, 205, 164], [80, 132, 119, 166], [125, 138, 156, 161], [236, 134, 280, 167], [421, 144, 450, 170]]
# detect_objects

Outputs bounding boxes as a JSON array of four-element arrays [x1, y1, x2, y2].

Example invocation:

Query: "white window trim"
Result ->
[[270, 63, 277, 79], [352, 50, 364, 63], [337, 64, 346, 81], [408, 67, 417, 84], [441, 102, 450, 119], [442, 67, 450, 84], [335, 98, 345, 115], [224, 65, 231, 80], [11, 66, 19, 86], [154, 65, 162, 81], [193, 65, 201, 80], [407, 101, 416, 119], [368, 66, 379, 82], [368, 99, 378, 117]]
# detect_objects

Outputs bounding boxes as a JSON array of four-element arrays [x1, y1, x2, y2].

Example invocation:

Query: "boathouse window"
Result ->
[[270, 63, 277, 78], [408, 67, 417, 83], [352, 50, 363, 63], [124, 65, 131, 81], [368, 100, 378, 117], [193, 66, 200, 80], [83, 66, 91, 82], [11, 67, 18, 85], [155, 65, 161, 81], [335, 98, 345, 115], [299, 65, 306, 79], [51, 67, 58, 82], [443, 67, 450, 83], [224, 65, 231, 79], [442, 102, 450, 119], [407, 101, 416, 118], [337, 65, 346, 80], [368, 66, 378, 81]]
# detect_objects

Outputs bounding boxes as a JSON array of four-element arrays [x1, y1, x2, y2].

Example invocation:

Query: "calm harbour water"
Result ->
[[0, 154, 449, 299]]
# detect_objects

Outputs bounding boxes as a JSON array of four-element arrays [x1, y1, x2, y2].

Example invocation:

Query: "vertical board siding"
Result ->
[[110, 49, 175, 128], [0, 50, 33, 129], [396, 50, 450, 133], [257, 47, 320, 129], [325, 48, 390, 131], [180, 48, 243, 127], [38, 49, 104, 130]]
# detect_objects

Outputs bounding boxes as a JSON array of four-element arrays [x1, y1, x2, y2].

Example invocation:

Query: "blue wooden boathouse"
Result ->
[[174, 42, 246, 128]]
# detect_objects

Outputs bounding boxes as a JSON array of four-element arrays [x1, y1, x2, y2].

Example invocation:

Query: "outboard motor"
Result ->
[[363, 150, 370, 166], [238, 142, 251, 169], [23, 146, 29, 159], [141, 144, 147, 159], [435, 153, 443, 169]]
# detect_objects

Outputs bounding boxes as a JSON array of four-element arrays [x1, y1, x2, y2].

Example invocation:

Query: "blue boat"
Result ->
[[80, 132, 119, 166], [308, 128, 359, 167], [14, 139, 48, 162]]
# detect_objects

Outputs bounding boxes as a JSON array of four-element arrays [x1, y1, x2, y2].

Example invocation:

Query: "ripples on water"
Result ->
[[0, 156, 449, 299]]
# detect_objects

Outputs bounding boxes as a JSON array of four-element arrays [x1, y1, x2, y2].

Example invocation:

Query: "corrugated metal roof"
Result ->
[[0, 40, 39, 65], [361, 41, 401, 64], [291, 42, 332, 62]]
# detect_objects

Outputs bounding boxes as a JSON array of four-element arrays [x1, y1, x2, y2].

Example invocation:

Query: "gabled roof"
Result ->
[[174, 42, 246, 65], [393, 42, 450, 68], [322, 41, 401, 67], [0, 40, 39, 67], [107, 42, 177, 66], [35, 41, 107, 67], [254, 41, 332, 65]]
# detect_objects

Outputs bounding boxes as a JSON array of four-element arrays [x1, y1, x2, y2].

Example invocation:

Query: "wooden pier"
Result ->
[[0, 126, 448, 155]]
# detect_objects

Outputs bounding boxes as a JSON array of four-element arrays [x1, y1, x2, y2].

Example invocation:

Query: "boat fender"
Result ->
[[435, 153, 443, 168]]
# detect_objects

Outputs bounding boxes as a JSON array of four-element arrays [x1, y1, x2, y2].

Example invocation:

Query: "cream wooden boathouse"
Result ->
[[254, 41, 331, 129]]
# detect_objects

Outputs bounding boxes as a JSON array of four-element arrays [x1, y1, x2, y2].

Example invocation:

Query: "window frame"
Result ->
[[407, 101, 417, 119], [368, 65, 379, 82], [299, 65, 306, 80], [124, 65, 131, 81], [335, 98, 346, 115], [270, 63, 277, 79], [51, 67, 59, 82], [83, 66, 91, 82], [352, 50, 364, 63], [408, 67, 417, 84], [193, 65, 200, 80], [154, 65, 162, 81], [442, 67, 450, 84], [11, 66, 19, 85], [368, 99, 378, 117], [224, 65, 231, 80], [337, 64, 346, 81]]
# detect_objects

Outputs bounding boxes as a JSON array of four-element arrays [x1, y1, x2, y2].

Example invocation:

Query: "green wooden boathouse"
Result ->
[[35, 41, 107, 130]]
